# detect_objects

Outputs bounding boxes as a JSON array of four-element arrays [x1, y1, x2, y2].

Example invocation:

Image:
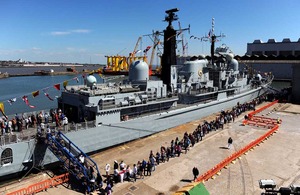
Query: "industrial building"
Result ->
[[246, 38, 300, 56]]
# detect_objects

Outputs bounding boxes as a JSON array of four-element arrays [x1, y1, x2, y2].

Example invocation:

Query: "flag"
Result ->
[[63, 81, 68, 89], [32, 90, 39, 98], [0, 102, 8, 119], [73, 77, 79, 83], [54, 84, 60, 91], [89, 70, 94, 75], [44, 92, 54, 101], [7, 98, 16, 105], [134, 50, 142, 54], [22, 96, 35, 108], [143, 46, 151, 53], [43, 89, 54, 101], [208, 30, 212, 38], [96, 69, 103, 78]]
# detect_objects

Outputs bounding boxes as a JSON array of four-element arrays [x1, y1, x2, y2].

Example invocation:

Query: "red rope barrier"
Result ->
[[5, 173, 69, 195]]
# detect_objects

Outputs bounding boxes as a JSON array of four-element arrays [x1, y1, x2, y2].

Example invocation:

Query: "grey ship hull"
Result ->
[[0, 86, 267, 179]]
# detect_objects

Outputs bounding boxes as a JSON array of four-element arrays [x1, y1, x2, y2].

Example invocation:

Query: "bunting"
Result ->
[[22, 96, 35, 108], [0, 102, 8, 119], [143, 46, 151, 53], [73, 77, 79, 83], [63, 81, 68, 89], [32, 90, 40, 98], [54, 84, 60, 91], [43, 89, 54, 101], [134, 50, 141, 54], [208, 30, 212, 38], [44, 92, 54, 101], [96, 69, 103, 78], [89, 70, 94, 75], [7, 98, 16, 105]]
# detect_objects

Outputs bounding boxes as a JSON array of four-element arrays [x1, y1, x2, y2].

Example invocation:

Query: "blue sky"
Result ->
[[0, 0, 299, 64]]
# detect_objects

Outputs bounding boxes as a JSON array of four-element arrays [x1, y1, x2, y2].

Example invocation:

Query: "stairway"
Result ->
[[46, 131, 101, 193]]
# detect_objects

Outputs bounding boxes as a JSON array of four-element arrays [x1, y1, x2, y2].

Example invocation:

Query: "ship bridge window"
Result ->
[[1, 148, 13, 166]]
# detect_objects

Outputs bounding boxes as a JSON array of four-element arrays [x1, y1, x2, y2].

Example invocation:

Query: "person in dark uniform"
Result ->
[[192, 167, 199, 181], [228, 137, 233, 149]]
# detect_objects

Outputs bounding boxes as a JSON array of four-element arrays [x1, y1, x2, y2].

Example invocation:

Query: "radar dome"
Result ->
[[256, 73, 262, 81], [229, 59, 239, 71], [86, 75, 97, 87], [129, 60, 149, 81], [198, 54, 206, 59], [226, 53, 234, 61]]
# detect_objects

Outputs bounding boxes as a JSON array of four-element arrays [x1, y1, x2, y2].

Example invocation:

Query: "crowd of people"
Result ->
[[0, 108, 68, 137], [98, 94, 270, 194]]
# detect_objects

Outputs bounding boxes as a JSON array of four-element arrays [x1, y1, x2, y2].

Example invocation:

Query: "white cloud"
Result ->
[[50, 31, 71, 36], [50, 29, 91, 36], [32, 47, 41, 50], [71, 29, 91, 34]]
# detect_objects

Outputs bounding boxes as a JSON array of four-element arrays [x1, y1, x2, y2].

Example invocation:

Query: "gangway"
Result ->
[[46, 131, 101, 193]]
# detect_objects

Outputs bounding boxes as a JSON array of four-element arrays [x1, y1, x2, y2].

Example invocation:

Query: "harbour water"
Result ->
[[0, 73, 103, 116], [0, 67, 291, 116]]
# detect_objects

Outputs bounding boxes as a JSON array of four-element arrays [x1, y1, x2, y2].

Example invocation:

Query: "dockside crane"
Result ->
[[131, 36, 142, 58], [143, 30, 163, 75], [178, 21, 186, 57]]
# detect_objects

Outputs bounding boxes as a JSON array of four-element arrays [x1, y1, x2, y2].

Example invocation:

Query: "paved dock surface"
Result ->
[[1, 102, 300, 195]]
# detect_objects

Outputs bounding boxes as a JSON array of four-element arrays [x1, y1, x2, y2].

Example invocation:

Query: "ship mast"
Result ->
[[195, 18, 225, 66], [210, 18, 215, 66], [161, 8, 179, 92], [210, 18, 225, 66]]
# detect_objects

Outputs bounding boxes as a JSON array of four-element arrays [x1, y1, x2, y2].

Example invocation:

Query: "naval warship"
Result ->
[[0, 8, 273, 181]]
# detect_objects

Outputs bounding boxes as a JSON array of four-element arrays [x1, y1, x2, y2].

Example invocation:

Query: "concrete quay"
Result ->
[[1, 102, 300, 195]]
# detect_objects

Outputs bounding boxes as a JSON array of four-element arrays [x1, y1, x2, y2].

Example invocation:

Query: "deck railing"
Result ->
[[0, 120, 96, 146]]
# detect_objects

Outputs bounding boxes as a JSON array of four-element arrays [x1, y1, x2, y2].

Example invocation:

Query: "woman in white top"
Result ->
[[105, 163, 110, 177]]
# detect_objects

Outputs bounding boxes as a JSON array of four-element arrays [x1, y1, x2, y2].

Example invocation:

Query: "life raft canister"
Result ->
[[198, 70, 203, 77]]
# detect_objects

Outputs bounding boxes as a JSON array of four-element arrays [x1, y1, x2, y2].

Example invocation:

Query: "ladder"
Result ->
[[46, 131, 101, 193]]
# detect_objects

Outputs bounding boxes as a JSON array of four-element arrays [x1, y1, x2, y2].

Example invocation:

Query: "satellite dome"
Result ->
[[229, 59, 239, 71], [129, 60, 149, 81], [226, 53, 234, 61], [256, 73, 262, 81], [198, 54, 206, 59], [86, 75, 97, 87]]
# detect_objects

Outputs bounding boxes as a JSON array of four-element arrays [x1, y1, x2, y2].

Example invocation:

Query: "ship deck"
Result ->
[[1, 102, 300, 195]]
